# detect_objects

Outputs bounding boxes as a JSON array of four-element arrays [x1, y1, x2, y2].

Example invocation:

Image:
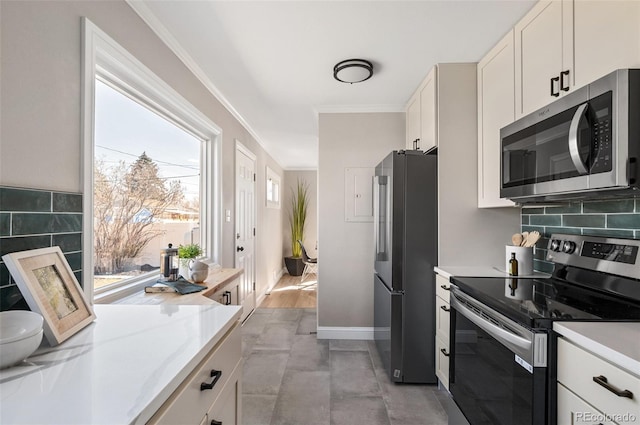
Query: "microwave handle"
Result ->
[[568, 103, 590, 175]]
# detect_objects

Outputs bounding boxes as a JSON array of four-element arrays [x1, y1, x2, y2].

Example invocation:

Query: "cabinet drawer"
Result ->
[[149, 323, 241, 425], [435, 296, 450, 342], [435, 274, 451, 303], [207, 361, 242, 425], [208, 278, 240, 305], [557, 338, 640, 421], [557, 383, 616, 425], [435, 335, 450, 391]]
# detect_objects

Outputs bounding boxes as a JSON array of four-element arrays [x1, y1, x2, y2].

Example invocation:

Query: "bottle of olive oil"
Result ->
[[509, 252, 519, 276]]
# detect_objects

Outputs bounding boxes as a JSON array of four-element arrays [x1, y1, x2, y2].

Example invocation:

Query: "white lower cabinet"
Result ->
[[435, 335, 450, 391], [208, 277, 241, 306], [148, 322, 242, 425], [557, 384, 616, 425], [434, 273, 451, 390], [207, 362, 242, 425], [557, 338, 640, 425]]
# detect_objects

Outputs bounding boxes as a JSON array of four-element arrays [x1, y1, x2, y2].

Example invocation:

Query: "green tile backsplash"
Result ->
[[522, 198, 640, 273], [0, 186, 83, 311]]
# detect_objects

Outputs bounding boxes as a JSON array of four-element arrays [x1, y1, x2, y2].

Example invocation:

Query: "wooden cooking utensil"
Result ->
[[511, 233, 523, 246], [524, 231, 541, 247], [520, 231, 529, 246]]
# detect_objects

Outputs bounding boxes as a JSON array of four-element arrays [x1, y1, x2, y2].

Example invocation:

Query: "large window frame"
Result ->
[[82, 19, 222, 303]]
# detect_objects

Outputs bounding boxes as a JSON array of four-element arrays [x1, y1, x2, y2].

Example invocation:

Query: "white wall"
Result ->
[[318, 113, 404, 331], [283, 170, 318, 259], [0, 1, 283, 301]]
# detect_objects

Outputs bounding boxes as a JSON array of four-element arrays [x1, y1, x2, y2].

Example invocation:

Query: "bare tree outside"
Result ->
[[94, 152, 185, 275]]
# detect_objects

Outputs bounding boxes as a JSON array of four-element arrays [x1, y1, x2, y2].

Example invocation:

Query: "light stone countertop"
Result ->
[[0, 303, 242, 424], [553, 321, 640, 377], [434, 265, 550, 280]]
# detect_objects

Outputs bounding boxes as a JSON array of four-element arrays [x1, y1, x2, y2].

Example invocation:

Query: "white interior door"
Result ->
[[235, 142, 256, 321]]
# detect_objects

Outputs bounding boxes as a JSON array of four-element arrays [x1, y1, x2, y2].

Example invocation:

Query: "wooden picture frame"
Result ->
[[2, 247, 96, 346]]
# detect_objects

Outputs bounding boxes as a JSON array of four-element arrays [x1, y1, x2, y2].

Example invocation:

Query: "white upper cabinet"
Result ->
[[419, 68, 438, 152], [477, 30, 517, 208], [405, 66, 438, 152], [515, 0, 569, 118], [572, 0, 640, 90], [405, 93, 420, 150], [515, 0, 640, 119]]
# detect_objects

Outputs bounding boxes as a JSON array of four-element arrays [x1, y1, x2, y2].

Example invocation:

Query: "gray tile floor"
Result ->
[[241, 308, 469, 425]]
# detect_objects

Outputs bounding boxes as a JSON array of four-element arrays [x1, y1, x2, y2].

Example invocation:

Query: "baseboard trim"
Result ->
[[256, 292, 267, 308], [316, 326, 374, 340], [265, 267, 287, 295]]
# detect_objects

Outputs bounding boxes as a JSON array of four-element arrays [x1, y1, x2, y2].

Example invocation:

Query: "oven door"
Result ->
[[449, 289, 547, 425]]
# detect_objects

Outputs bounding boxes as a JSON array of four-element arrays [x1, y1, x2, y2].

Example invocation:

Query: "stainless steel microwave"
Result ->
[[500, 69, 640, 203]]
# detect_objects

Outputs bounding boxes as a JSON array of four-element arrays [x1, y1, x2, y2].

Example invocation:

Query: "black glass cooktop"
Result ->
[[450, 273, 640, 329]]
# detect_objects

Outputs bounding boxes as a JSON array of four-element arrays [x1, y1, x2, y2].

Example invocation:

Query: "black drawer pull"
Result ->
[[550, 76, 560, 97], [560, 70, 570, 91], [440, 305, 450, 312], [200, 369, 222, 391], [440, 348, 450, 357], [593, 375, 634, 399], [440, 284, 450, 291], [211, 421, 222, 425]]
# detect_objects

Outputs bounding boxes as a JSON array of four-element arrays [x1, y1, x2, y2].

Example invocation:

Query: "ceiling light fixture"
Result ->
[[333, 59, 373, 84]]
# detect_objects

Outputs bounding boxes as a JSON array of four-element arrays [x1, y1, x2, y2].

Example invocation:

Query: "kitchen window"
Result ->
[[266, 166, 281, 208], [82, 19, 222, 302]]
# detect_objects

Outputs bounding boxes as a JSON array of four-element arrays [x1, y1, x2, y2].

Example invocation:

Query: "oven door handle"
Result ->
[[450, 293, 532, 351], [568, 103, 590, 175]]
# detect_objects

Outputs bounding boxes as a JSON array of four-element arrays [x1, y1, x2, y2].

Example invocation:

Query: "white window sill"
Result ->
[[93, 274, 159, 304]]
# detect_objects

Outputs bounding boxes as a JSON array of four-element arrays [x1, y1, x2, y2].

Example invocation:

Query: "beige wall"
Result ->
[[0, 1, 283, 299], [318, 113, 404, 329], [283, 170, 318, 260]]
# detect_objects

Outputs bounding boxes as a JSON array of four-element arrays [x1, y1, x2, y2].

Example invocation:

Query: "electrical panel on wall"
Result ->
[[344, 167, 374, 222]]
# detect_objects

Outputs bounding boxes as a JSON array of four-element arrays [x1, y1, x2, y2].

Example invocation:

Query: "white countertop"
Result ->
[[434, 265, 550, 280], [0, 303, 242, 425], [554, 321, 640, 377]]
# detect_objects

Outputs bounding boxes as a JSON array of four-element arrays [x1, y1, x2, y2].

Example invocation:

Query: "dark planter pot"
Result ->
[[284, 257, 305, 276]]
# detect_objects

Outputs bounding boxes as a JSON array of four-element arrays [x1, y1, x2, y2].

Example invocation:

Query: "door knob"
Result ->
[[237, 246, 244, 252]]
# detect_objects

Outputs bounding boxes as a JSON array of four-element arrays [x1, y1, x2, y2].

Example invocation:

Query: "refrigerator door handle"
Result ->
[[373, 175, 381, 259], [373, 175, 391, 261]]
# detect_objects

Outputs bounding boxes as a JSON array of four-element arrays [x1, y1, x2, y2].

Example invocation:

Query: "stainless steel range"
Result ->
[[448, 234, 640, 425]]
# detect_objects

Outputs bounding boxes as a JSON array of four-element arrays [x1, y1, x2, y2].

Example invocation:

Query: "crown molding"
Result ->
[[125, 0, 277, 164], [314, 104, 405, 115]]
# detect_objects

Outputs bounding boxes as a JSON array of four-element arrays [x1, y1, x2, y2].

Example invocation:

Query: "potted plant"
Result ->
[[178, 243, 202, 280], [284, 179, 308, 276]]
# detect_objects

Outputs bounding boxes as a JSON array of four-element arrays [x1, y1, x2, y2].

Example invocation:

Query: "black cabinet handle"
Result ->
[[440, 348, 450, 357], [550, 76, 560, 97], [211, 421, 222, 425], [593, 375, 634, 399], [200, 369, 222, 391], [413, 139, 420, 150], [560, 70, 570, 91], [440, 305, 450, 312], [222, 290, 232, 305], [440, 284, 450, 291]]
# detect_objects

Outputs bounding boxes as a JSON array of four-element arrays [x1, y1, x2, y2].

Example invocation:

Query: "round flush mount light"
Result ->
[[333, 59, 373, 84]]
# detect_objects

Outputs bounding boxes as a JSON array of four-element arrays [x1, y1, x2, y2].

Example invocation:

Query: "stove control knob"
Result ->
[[562, 241, 576, 254], [550, 239, 562, 252]]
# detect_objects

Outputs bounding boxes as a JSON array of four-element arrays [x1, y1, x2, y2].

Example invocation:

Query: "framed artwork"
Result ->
[[2, 247, 96, 346]]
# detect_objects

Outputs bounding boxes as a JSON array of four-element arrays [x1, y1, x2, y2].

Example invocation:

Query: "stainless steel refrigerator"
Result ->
[[373, 150, 437, 383]]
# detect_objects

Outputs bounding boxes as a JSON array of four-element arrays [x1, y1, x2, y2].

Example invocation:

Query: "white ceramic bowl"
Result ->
[[0, 328, 43, 369], [0, 310, 44, 369], [0, 310, 44, 344]]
